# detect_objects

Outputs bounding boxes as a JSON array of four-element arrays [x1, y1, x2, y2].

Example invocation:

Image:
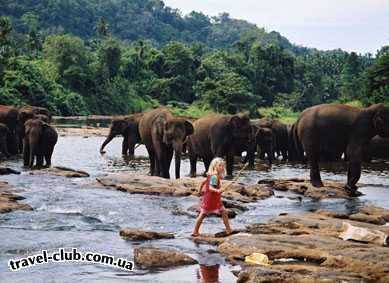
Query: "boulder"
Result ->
[[30, 166, 89, 178], [216, 205, 389, 282], [133, 247, 197, 268], [120, 228, 174, 241], [0, 181, 32, 213], [259, 178, 362, 199], [97, 173, 274, 205]]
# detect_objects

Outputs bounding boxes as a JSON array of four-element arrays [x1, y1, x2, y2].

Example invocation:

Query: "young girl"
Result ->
[[192, 157, 232, 237]]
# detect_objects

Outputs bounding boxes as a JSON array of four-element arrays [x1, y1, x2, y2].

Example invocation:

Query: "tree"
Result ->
[[43, 34, 90, 93]]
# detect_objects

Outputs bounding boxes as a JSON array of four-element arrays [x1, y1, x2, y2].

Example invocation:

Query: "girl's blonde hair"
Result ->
[[207, 157, 226, 177]]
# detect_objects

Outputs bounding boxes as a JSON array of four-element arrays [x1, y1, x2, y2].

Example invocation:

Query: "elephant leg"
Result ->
[[187, 142, 197, 177], [346, 145, 363, 192], [226, 150, 234, 177], [45, 147, 54, 167], [164, 146, 173, 179], [122, 136, 129, 155], [37, 154, 44, 168], [154, 142, 170, 179], [23, 139, 29, 166], [145, 144, 156, 176], [304, 140, 323, 187], [203, 157, 212, 177]]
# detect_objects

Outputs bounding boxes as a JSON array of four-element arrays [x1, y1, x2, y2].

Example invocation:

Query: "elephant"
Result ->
[[364, 135, 389, 161], [100, 113, 143, 157], [0, 105, 19, 155], [17, 106, 52, 153], [186, 113, 252, 177], [243, 125, 274, 167], [295, 103, 389, 193], [0, 123, 10, 157], [138, 107, 194, 179], [255, 118, 288, 160], [23, 118, 58, 168]]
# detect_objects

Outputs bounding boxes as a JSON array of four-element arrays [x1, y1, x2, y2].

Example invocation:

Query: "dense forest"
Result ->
[[0, 0, 388, 117]]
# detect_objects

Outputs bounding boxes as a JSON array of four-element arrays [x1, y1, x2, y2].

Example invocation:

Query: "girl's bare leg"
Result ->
[[192, 212, 206, 236], [221, 210, 232, 234]]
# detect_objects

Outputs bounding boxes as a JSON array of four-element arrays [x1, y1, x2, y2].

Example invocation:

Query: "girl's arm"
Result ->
[[209, 175, 222, 193]]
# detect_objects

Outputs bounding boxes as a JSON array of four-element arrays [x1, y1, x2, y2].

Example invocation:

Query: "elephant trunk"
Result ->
[[266, 145, 274, 166], [100, 133, 115, 153], [173, 142, 183, 179]]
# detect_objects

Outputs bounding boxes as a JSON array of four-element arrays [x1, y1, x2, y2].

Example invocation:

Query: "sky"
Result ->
[[163, 0, 389, 54]]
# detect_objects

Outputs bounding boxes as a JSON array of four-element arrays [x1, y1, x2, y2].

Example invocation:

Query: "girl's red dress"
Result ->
[[200, 175, 225, 214]]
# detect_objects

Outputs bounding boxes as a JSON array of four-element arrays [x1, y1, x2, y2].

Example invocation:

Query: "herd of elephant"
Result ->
[[0, 105, 57, 168], [100, 104, 389, 194]]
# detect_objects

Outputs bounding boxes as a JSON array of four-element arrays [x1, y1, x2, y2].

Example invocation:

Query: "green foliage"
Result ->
[[0, 1, 386, 117], [364, 46, 389, 105], [257, 106, 299, 124]]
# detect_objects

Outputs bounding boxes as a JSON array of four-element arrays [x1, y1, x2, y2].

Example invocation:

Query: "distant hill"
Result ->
[[1, 0, 302, 51]]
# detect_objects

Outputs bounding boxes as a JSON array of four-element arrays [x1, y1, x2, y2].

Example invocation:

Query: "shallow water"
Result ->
[[0, 135, 388, 282]]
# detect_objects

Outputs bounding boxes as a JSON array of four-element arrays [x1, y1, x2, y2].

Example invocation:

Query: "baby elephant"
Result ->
[[23, 119, 58, 168], [0, 123, 10, 157]]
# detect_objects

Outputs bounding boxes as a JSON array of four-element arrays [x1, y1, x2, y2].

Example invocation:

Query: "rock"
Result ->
[[0, 182, 32, 213], [119, 228, 174, 241], [187, 204, 237, 218], [264, 178, 363, 199], [216, 205, 389, 282], [96, 173, 274, 205], [30, 166, 89, 178], [0, 167, 20, 175], [133, 247, 197, 268]]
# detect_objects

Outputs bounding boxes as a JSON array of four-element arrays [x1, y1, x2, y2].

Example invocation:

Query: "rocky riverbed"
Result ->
[[1, 129, 389, 282]]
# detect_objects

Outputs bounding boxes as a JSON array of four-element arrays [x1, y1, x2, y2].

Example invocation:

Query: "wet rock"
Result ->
[[0, 167, 20, 175], [96, 173, 274, 205], [216, 205, 389, 282], [187, 204, 238, 218], [30, 166, 90, 178], [0, 181, 32, 213], [133, 247, 197, 268], [262, 178, 363, 199], [119, 228, 174, 241]]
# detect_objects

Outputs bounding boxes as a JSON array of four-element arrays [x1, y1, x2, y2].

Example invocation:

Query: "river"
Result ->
[[0, 133, 388, 282]]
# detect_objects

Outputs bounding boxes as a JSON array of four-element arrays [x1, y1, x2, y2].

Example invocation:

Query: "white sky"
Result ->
[[163, 0, 389, 54]]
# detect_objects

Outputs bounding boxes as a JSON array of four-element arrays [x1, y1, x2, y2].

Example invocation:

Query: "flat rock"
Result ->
[[31, 166, 90, 178], [120, 228, 174, 241], [187, 204, 238, 218], [97, 173, 273, 205], [0, 182, 32, 213], [259, 178, 362, 199], [133, 247, 197, 268], [217, 205, 389, 282]]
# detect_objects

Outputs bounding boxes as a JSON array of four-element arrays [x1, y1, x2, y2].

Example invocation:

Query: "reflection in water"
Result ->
[[197, 265, 219, 283], [196, 252, 224, 283]]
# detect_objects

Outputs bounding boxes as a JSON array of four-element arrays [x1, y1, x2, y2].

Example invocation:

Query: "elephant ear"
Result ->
[[184, 120, 194, 136]]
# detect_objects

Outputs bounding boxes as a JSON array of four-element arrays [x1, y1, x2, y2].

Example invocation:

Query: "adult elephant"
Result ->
[[23, 119, 58, 168], [0, 105, 19, 155], [187, 113, 252, 177], [100, 113, 143, 157], [255, 118, 288, 160], [295, 103, 389, 193], [139, 107, 193, 179], [17, 106, 52, 153], [243, 125, 273, 167]]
